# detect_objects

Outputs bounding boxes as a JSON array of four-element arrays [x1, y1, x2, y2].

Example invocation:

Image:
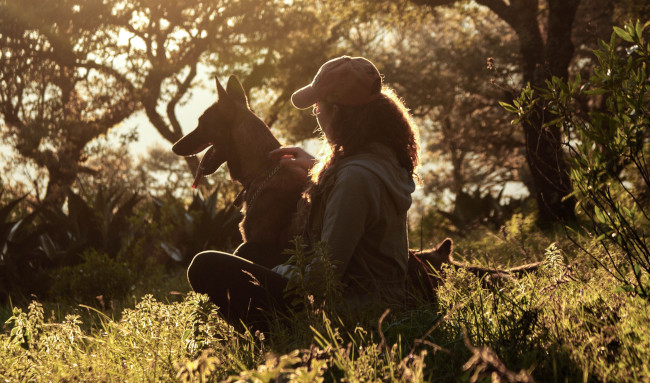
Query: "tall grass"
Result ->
[[3, 227, 650, 382]]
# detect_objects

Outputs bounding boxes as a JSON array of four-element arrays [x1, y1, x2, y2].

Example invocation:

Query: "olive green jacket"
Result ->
[[304, 143, 415, 304]]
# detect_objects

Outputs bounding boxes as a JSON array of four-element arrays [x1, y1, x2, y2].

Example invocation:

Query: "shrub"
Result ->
[[155, 187, 243, 265], [48, 249, 133, 303], [0, 194, 51, 303], [503, 20, 650, 297]]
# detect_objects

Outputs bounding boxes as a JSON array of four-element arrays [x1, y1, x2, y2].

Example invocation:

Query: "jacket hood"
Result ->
[[337, 143, 415, 212]]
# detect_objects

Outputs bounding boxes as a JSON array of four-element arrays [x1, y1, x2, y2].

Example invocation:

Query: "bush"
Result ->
[[1, 181, 245, 303], [504, 20, 650, 297], [154, 187, 243, 265], [48, 249, 133, 303], [0, 194, 52, 303]]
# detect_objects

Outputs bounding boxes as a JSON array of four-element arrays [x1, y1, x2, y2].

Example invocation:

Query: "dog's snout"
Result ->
[[172, 128, 211, 156]]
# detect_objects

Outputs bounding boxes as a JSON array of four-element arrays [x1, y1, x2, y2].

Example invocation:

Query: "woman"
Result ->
[[187, 56, 419, 329]]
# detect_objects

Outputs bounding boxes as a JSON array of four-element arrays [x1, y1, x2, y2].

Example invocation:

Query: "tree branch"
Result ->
[[166, 62, 198, 139], [475, 0, 515, 25]]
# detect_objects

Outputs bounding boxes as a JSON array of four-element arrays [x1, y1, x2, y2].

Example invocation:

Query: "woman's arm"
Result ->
[[319, 165, 381, 278]]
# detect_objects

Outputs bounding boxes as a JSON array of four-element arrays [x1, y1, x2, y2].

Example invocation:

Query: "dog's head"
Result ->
[[420, 238, 453, 270], [172, 75, 251, 188]]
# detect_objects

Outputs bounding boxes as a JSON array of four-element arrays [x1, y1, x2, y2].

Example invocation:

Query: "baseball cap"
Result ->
[[291, 56, 382, 109]]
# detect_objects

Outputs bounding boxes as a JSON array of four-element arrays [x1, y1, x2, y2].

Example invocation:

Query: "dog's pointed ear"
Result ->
[[436, 238, 453, 262], [226, 75, 248, 106], [215, 76, 228, 101]]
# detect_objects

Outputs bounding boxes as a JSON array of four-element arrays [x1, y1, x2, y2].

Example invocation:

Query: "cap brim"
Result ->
[[291, 84, 319, 109], [172, 129, 210, 156]]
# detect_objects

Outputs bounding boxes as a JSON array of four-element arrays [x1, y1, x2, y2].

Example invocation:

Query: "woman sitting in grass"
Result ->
[[187, 56, 420, 330]]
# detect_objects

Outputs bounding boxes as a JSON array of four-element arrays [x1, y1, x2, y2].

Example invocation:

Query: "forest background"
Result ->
[[1, 0, 650, 381]]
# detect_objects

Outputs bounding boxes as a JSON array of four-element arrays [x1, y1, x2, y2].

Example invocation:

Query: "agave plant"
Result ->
[[0, 193, 51, 303], [0, 186, 147, 302], [35, 187, 143, 264], [157, 186, 243, 265], [0, 193, 26, 259]]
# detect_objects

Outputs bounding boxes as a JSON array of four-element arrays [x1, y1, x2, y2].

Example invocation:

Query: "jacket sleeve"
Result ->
[[319, 165, 381, 279]]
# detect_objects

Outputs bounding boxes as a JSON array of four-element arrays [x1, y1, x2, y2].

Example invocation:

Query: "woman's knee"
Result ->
[[187, 251, 232, 291]]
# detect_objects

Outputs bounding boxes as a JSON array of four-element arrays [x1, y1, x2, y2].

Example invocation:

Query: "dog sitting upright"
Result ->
[[172, 76, 309, 251]]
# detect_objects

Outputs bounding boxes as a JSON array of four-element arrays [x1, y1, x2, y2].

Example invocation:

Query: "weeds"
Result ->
[[2, 245, 650, 382], [3, 212, 650, 382]]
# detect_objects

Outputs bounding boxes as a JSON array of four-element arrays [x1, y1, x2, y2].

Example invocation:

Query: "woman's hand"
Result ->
[[268, 147, 315, 171]]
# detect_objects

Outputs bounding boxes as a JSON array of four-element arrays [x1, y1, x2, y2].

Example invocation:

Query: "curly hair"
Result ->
[[311, 87, 420, 185]]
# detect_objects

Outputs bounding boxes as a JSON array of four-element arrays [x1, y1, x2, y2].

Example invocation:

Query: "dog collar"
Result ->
[[233, 164, 281, 209]]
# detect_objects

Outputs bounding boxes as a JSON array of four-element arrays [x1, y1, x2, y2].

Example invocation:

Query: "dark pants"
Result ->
[[186, 242, 292, 331]]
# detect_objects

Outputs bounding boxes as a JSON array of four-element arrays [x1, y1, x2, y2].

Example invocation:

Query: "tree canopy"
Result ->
[[0, 0, 644, 226]]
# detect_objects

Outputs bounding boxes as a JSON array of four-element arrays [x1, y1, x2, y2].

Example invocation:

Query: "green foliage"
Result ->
[[5, 301, 44, 351], [182, 293, 241, 360], [1, 181, 246, 304], [282, 238, 344, 316], [0, 0, 137, 205], [0, 293, 266, 381], [452, 211, 563, 269], [38, 187, 143, 261], [540, 243, 568, 283], [309, 315, 429, 382], [155, 187, 243, 264], [537, 269, 650, 380], [409, 195, 536, 255], [0, 195, 51, 303], [3, 253, 650, 382], [0, 186, 157, 302], [440, 189, 528, 233], [432, 241, 650, 381], [437, 263, 543, 366], [504, 20, 650, 297], [224, 349, 323, 383], [48, 249, 133, 304], [2, 9, 650, 382]]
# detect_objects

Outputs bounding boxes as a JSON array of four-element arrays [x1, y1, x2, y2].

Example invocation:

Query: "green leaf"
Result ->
[[594, 233, 607, 242], [584, 88, 609, 95], [622, 206, 632, 218], [614, 284, 634, 293], [181, 328, 191, 342], [634, 20, 643, 42], [574, 72, 582, 85], [594, 206, 606, 223], [498, 101, 518, 113], [614, 26, 634, 42], [634, 263, 642, 278]]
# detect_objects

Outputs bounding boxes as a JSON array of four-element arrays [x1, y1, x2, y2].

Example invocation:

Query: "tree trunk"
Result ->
[[42, 141, 85, 208], [411, 0, 581, 226], [521, 111, 575, 225], [523, 0, 580, 225]]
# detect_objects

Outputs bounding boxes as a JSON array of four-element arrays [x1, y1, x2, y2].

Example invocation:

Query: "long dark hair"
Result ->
[[311, 87, 420, 185]]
